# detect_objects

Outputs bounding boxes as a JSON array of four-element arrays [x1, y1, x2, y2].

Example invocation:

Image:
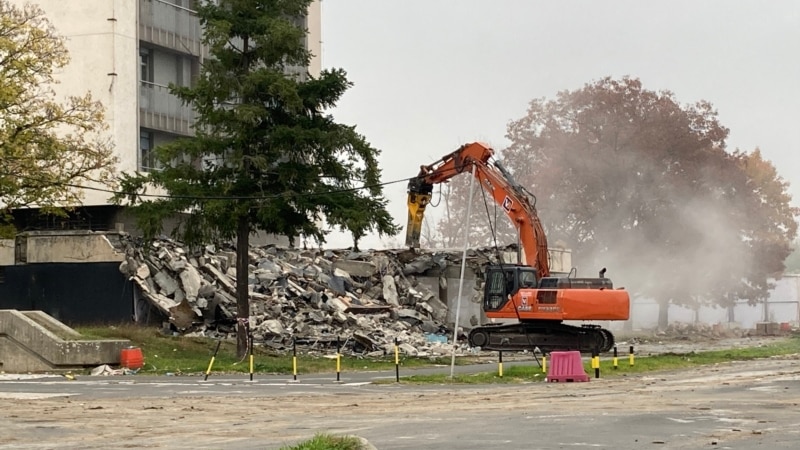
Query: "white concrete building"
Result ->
[[9, 0, 321, 230]]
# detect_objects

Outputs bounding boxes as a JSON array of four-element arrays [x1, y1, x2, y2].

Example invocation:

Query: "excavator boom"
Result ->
[[406, 142, 550, 280]]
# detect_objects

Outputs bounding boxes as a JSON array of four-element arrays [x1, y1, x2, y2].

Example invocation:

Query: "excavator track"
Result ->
[[468, 321, 615, 354]]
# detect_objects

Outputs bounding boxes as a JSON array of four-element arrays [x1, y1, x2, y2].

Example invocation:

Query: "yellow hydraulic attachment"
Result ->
[[405, 190, 431, 248]]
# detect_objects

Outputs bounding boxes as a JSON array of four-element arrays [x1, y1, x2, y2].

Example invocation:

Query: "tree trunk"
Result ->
[[236, 214, 250, 358], [657, 299, 669, 330], [236, 33, 251, 360]]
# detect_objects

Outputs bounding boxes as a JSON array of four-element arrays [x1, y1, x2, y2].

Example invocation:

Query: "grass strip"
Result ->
[[76, 324, 470, 375]]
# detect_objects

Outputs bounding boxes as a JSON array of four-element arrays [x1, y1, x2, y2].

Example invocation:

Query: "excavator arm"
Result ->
[[405, 142, 551, 280]]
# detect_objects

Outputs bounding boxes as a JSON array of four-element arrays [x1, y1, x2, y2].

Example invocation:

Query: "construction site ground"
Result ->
[[0, 333, 798, 449]]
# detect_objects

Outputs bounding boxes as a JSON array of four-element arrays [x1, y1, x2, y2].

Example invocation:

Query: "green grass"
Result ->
[[76, 324, 473, 375], [378, 364, 547, 384], [278, 433, 364, 450], [597, 336, 800, 376], [388, 334, 800, 384], [76, 324, 800, 381]]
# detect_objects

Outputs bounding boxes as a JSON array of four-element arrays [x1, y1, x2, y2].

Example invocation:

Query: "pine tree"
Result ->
[[118, 0, 398, 356]]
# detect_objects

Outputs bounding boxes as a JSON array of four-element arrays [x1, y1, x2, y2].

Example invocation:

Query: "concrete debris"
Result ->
[[91, 364, 138, 376], [120, 236, 510, 356], [661, 321, 749, 339]]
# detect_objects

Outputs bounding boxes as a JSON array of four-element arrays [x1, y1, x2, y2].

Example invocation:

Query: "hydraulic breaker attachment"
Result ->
[[405, 192, 431, 248], [405, 175, 434, 248]]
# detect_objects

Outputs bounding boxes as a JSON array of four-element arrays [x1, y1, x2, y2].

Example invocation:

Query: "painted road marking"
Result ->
[[0, 392, 78, 399]]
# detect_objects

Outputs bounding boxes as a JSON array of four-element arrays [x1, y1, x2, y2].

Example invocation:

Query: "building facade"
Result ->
[[9, 0, 321, 229]]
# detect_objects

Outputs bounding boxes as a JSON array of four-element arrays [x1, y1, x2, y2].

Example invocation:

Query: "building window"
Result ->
[[140, 130, 158, 172], [140, 47, 153, 85]]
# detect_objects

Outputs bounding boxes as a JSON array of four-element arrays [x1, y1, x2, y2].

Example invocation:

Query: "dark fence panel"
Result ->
[[0, 263, 132, 325]]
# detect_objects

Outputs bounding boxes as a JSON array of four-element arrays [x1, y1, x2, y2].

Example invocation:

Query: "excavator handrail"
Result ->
[[405, 142, 551, 280]]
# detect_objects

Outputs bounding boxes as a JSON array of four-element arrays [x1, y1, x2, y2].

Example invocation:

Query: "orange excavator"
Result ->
[[406, 142, 629, 353]]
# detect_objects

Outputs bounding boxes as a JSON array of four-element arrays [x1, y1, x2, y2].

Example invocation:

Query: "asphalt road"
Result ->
[[1, 355, 799, 449], [0, 360, 543, 398]]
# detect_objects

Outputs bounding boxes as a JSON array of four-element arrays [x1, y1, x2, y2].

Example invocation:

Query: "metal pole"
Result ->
[[248, 324, 254, 382], [395, 337, 400, 383], [450, 164, 477, 378]]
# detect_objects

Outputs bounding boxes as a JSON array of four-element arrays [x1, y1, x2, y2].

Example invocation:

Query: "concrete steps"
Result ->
[[0, 310, 130, 372]]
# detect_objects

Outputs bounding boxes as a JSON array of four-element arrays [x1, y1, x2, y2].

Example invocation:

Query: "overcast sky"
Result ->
[[320, 0, 800, 249]]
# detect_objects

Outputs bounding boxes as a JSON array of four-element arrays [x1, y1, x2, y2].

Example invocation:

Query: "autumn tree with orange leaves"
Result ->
[[436, 77, 797, 328]]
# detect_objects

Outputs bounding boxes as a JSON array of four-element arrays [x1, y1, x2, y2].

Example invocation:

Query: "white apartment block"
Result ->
[[9, 0, 321, 231]]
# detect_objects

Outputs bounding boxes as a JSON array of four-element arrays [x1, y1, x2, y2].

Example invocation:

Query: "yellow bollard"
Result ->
[[394, 338, 400, 382], [292, 338, 298, 381], [498, 351, 503, 378], [336, 336, 342, 382], [248, 327, 254, 382], [204, 340, 222, 381]]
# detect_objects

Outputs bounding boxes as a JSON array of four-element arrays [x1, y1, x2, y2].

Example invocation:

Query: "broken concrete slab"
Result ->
[[135, 263, 150, 279], [179, 265, 203, 301], [333, 259, 377, 278], [382, 275, 400, 306], [153, 270, 179, 296]]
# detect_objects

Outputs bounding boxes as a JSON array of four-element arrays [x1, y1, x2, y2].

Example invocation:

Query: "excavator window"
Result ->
[[518, 270, 538, 288], [484, 269, 508, 311], [505, 270, 516, 294]]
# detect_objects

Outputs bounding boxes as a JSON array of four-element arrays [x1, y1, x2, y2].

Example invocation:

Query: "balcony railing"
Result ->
[[139, 81, 196, 135], [139, 0, 202, 55]]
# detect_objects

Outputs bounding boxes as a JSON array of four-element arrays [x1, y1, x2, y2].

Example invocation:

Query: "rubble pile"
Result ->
[[119, 236, 502, 357], [660, 321, 747, 339]]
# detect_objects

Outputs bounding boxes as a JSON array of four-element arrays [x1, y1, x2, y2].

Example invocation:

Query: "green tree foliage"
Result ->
[[117, 0, 397, 356], [0, 1, 115, 231], [437, 77, 798, 328]]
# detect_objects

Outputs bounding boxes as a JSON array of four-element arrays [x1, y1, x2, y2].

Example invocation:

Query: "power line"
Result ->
[[61, 176, 414, 201], [7, 163, 466, 202]]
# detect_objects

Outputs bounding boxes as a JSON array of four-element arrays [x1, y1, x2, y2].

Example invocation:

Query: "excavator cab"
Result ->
[[483, 265, 617, 312], [483, 265, 538, 311]]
